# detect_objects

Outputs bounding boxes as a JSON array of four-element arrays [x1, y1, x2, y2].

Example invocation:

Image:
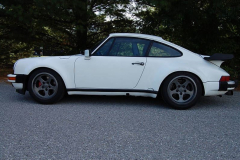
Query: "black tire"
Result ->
[[28, 68, 66, 104], [161, 72, 202, 110]]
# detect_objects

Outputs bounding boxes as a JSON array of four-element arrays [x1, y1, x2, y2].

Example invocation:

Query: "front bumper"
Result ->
[[219, 80, 238, 91], [7, 74, 28, 95]]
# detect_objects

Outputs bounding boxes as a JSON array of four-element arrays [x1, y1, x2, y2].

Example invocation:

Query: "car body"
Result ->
[[7, 33, 238, 109]]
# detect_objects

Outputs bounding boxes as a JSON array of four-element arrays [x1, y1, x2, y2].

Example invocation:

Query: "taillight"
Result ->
[[220, 76, 230, 82]]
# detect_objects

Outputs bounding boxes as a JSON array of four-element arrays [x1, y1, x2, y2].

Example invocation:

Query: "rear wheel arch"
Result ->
[[158, 71, 205, 98]]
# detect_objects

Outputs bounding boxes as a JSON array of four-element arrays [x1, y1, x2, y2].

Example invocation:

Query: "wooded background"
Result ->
[[0, 0, 239, 78]]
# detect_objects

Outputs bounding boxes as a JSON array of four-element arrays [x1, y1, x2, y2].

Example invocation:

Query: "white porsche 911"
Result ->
[[8, 33, 238, 109]]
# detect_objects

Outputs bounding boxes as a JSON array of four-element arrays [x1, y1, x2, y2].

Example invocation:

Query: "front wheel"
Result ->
[[28, 69, 65, 104], [161, 72, 202, 109]]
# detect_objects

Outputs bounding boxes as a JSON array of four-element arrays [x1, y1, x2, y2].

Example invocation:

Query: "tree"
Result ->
[[1, 0, 239, 79], [134, 0, 240, 78], [0, 0, 136, 67], [0, 0, 135, 52]]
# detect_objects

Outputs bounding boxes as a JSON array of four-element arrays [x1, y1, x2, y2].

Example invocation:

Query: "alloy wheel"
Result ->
[[32, 72, 58, 99]]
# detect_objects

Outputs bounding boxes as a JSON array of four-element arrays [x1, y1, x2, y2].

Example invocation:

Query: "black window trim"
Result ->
[[91, 36, 183, 58]]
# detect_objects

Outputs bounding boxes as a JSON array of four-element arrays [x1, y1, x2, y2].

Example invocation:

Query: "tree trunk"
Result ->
[[73, 0, 88, 53]]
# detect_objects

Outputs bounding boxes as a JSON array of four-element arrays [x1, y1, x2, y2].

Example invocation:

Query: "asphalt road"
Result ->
[[0, 82, 240, 160]]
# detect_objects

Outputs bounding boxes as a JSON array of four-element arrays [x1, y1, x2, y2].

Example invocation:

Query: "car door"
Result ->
[[74, 37, 151, 89]]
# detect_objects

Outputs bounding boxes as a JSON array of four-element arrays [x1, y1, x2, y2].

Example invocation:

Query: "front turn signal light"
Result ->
[[8, 77, 16, 81]]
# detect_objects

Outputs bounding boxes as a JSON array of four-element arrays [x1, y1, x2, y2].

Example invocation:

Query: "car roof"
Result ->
[[109, 33, 163, 41]]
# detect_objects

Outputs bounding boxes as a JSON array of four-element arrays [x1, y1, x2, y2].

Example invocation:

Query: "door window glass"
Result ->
[[109, 38, 150, 57], [94, 38, 114, 56]]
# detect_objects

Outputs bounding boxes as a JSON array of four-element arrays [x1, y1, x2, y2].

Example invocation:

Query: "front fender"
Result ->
[[14, 56, 78, 88]]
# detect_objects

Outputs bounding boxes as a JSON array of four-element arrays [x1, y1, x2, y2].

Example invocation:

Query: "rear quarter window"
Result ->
[[149, 42, 182, 57]]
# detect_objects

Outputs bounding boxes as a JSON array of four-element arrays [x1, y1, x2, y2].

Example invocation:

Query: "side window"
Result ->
[[109, 40, 133, 56], [149, 42, 182, 57], [94, 38, 114, 56], [109, 38, 150, 57]]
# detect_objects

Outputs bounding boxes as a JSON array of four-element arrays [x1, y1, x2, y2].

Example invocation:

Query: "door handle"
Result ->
[[132, 62, 144, 66]]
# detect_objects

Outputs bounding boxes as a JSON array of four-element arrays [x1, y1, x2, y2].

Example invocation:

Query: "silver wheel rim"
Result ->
[[167, 76, 197, 104], [32, 72, 58, 99]]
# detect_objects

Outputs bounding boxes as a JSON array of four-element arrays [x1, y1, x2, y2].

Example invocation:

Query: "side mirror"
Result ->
[[84, 49, 91, 60]]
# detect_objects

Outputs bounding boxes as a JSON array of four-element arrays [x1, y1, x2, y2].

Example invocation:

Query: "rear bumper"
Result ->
[[7, 74, 28, 95], [219, 80, 238, 91], [203, 80, 238, 96]]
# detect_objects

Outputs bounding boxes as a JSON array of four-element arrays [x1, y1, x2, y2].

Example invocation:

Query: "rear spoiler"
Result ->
[[203, 53, 234, 61]]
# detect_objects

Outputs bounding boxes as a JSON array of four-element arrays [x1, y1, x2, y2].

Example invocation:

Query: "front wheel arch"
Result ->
[[26, 68, 67, 104], [26, 67, 66, 91]]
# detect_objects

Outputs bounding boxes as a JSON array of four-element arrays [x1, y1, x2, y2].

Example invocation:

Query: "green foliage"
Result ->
[[135, 0, 240, 79], [222, 65, 239, 80], [0, 0, 136, 66], [0, 0, 239, 79]]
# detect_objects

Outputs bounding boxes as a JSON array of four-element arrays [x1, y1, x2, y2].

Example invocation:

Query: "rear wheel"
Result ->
[[161, 72, 202, 109], [28, 69, 65, 104]]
